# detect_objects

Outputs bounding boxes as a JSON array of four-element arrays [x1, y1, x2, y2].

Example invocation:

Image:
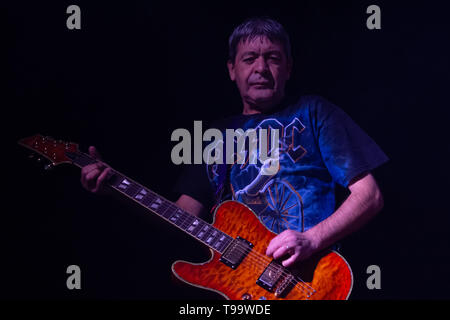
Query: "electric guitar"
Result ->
[[18, 134, 353, 300]]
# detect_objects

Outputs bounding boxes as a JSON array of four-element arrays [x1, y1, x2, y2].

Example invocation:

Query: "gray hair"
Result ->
[[228, 17, 292, 63]]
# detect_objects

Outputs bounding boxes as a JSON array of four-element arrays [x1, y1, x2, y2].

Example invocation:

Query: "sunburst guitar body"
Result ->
[[172, 201, 353, 300]]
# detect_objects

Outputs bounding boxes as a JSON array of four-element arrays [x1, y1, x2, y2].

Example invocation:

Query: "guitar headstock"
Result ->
[[18, 134, 79, 168]]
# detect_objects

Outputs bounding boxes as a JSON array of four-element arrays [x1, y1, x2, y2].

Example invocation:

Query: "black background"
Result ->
[[2, 0, 449, 300]]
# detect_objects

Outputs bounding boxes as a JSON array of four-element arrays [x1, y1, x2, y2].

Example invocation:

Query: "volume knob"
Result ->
[[241, 293, 252, 300]]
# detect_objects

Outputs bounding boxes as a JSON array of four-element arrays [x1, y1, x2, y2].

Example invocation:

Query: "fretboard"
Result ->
[[66, 151, 233, 253]]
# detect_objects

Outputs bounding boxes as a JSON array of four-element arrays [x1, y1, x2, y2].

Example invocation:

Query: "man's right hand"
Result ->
[[80, 146, 112, 194]]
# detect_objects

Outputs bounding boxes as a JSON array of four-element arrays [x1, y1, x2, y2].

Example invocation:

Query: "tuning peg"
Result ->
[[44, 163, 54, 171], [28, 153, 35, 159]]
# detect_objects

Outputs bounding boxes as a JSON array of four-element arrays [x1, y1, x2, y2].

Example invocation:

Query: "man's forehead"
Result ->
[[237, 36, 283, 54]]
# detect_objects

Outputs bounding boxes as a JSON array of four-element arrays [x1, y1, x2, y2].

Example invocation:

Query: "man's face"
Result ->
[[228, 36, 292, 113]]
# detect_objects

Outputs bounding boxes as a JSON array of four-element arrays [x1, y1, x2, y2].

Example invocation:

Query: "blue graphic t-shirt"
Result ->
[[174, 95, 388, 234]]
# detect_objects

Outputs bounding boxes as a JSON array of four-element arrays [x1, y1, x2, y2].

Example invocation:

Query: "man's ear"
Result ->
[[227, 60, 236, 81]]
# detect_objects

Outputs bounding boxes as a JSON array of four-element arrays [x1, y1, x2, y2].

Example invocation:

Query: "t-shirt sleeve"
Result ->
[[172, 118, 231, 211], [312, 97, 389, 187], [172, 163, 216, 210]]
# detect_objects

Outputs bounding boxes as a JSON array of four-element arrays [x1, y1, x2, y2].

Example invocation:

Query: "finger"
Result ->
[[272, 245, 289, 260], [89, 146, 102, 160], [82, 162, 106, 189], [80, 163, 100, 190], [266, 235, 283, 257], [93, 167, 111, 193], [85, 168, 101, 189], [266, 230, 294, 257], [282, 251, 300, 268], [81, 163, 102, 176], [272, 241, 299, 260], [88, 162, 107, 174], [80, 165, 94, 188]]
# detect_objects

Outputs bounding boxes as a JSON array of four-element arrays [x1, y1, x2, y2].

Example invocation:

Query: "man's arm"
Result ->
[[308, 172, 383, 250], [176, 194, 205, 217], [266, 172, 384, 267]]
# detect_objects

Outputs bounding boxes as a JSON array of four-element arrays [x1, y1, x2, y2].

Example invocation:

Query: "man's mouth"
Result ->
[[251, 82, 271, 87]]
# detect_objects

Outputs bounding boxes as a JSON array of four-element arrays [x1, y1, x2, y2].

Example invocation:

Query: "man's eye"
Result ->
[[269, 56, 281, 61], [243, 58, 255, 63]]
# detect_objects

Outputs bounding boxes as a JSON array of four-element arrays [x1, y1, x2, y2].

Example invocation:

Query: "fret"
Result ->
[[157, 202, 175, 218], [116, 177, 131, 191], [149, 196, 163, 211], [161, 204, 176, 219], [191, 219, 206, 235], [221, 238, 234, 253], [113, 177, 141, 199], [205, 229, 220, 246], [207, 227, 223, 246], [213, 233, 227, 249], [176, 211, 190, 228], [194, 223, 216, 246], [108, 172, 123, 187], [168, 209, 185, 226], [141, 191, 156, 206], [124, 183, 140, 197], [184, 216, 203, 235], [195, 223, 212, 241], [181, 214, 196, 231], [209, 230, 230, 252], [133, 188, 148, 201], [214, 235, 232, 253]]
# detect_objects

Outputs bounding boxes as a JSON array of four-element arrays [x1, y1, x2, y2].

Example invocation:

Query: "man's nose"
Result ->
[[254, 56, 269, 73]]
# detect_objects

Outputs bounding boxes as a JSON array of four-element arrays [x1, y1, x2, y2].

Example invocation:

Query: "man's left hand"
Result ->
[[265, 229, 320, 268]]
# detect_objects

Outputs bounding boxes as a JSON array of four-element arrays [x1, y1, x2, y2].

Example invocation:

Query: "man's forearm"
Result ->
[[306, 174, 384, 251]]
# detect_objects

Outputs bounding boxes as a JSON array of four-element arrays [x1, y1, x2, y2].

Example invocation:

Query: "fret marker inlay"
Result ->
[[135, 188, 148, 200], [150, 198, 162, 209]]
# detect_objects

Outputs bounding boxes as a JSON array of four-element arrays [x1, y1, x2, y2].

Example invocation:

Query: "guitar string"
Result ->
[[75, 152, 317, 297], [229, 246, 314, 297], [216, 239, 316, 296], [239, 254, 313, 298]]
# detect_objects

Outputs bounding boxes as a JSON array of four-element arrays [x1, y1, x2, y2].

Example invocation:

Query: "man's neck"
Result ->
[[241, 96, 285, 115]]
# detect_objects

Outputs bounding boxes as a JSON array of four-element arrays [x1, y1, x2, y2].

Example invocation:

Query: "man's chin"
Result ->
[[246, 93, 281, 111]]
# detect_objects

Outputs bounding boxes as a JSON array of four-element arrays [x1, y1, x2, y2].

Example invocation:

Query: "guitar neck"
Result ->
[[66, 150, 233, 254]]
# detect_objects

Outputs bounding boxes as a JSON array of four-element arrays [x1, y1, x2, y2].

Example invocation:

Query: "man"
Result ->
[[81, 17, 387, 269]]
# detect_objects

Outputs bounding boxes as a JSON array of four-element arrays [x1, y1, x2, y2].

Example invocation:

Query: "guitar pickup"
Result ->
[[256, 260, 283, 292], [220, 236, 253, 269]]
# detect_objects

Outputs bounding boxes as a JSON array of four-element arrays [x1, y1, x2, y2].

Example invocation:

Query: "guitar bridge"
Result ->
[[220, 236, 253, 269], [275, 274, 295, 297]]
